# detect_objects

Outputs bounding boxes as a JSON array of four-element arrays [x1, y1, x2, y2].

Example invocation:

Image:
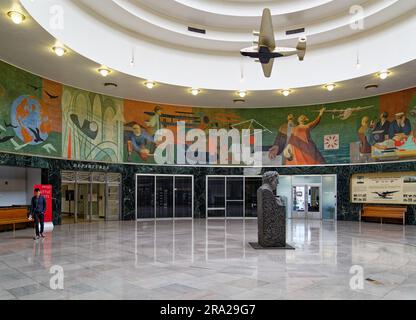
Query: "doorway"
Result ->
[[135, 174, 193, 220], [206, 175, 263, 219], [61, 171, 121, 224], [291, 184, 321, 219]]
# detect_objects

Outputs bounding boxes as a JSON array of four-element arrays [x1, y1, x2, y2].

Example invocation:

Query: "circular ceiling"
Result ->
[[19, 0, 416, 92]]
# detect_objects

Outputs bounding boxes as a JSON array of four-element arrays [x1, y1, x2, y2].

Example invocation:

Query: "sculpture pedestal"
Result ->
[[250, 187, 295, 250]]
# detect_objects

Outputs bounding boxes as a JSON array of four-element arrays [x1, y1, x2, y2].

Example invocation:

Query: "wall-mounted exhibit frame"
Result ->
[[351, 171, 416, 205]]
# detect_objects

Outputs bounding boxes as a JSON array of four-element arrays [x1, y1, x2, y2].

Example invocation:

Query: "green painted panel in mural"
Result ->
[[61, 86, 124, 162], [0, 61, 62, 157]]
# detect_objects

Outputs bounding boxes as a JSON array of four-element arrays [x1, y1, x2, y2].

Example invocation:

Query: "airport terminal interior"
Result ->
[[0, 0, 416, 300]]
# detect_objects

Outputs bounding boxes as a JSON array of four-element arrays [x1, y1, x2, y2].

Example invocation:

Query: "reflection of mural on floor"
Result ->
[[0, 62, 61, 156], [62, 86, 123, 162]]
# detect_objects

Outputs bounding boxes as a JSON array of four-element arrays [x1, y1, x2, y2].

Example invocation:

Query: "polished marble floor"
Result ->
[[1, 219, 416, 300]]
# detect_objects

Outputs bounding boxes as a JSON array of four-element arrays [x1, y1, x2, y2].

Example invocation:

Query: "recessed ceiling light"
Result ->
[[190, 88, 200, 96], [378, 70, 390, 80], [52, 45, 67, 57], [144, 80, 156, 89], [7, 11, 25, 24], [237, 90, 247, 98], [281, 89, 291, 97], [98, 67, 111, 77], [325, 83, 336, 92]]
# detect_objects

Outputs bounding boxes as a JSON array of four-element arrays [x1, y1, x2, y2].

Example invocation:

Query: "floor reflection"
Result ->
[[1, 219, 416, 299]]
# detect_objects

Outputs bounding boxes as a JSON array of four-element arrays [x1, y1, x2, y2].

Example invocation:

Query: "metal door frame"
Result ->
[[206, 175, 262, 219], [135, 174, 194, 220], [61, 171, 122, 223], [291, 183, 322, 220]]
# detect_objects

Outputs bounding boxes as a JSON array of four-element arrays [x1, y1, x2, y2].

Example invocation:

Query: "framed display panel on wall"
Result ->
[[351, 172, 416, 205]]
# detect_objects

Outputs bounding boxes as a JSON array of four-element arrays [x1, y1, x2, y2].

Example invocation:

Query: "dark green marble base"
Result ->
[[1, 151, 416, 226]]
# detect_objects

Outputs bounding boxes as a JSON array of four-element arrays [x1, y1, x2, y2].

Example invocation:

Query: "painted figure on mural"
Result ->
[[283, 108, 326, 165], [146, 106, 163, 136], [357, 116, 375, 161], [372, 112, 390, 143], [126, 122, 155, 161], [268, 114, 295, 162], [389, 112, 412, 139]]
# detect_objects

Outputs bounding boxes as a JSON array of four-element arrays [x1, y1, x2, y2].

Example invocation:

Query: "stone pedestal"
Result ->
[[249, 173, 294, 250]]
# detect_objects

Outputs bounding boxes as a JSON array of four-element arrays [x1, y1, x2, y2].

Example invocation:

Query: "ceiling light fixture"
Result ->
[[191, 88, 200, 96], [281, 89, 291, 97], [98, 67, 111, 77], [238, 90, 247, 98], [325, 83, 336, 92], [378, 70, 390, 80], [7, 11, 25, 24], [52, 45, 67, 57], [144, 80, 156, 89]]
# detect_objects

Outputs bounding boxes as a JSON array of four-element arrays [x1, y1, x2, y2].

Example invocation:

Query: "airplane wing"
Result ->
[[354, 105, 374, 111], [385, 191, 399, 195], [259, 8, 275, 50], [314, 109, 343, 113], [261, 59, 274, 78]]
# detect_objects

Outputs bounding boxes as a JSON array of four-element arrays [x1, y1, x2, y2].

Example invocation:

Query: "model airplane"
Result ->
[[240, 8, 307, 77], [314, 105, 374, 120], [372, 191, 399, 199]]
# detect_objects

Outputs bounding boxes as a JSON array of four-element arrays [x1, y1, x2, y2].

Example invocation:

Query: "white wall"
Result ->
[[0, 166, 41, 206]]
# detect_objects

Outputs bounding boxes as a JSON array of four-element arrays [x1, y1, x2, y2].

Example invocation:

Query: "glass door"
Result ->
[[292, 184, 322, 219], [292, 185, 306, 218], [106, 184, 120, 221], [307, 185, 321, 219], [91, 183, 105, 222], [226, 177, 244, 218], [136, 175, 155, 219], [244, 177, 262, 218], [76, 183, 90, 223], [156, 176, 174, 219], [207, 177, 226, 218], [61, 183, 76, 224], [174, 176, 193, 218]]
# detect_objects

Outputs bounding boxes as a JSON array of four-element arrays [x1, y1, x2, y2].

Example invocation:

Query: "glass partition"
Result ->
[[136, 174, 193, 219], [245, 177, 262, 218], [322, 175, 337, 220], [156, 176, 174, 218], [136, 175, 155, 219]]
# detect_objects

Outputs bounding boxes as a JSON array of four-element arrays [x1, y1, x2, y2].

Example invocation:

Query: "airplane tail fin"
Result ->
[[296, 37, 307, 61], [261, 59, 274, 78]]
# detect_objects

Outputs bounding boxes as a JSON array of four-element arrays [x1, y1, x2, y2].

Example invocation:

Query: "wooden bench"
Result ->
[[360, 205, 406, 225], [0, 207, 31, 231]]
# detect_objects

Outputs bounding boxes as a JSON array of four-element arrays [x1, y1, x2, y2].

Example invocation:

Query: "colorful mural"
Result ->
[[1, 60, 416, 166], [61, 86, 124, 162], [0, 62, 61, 157]]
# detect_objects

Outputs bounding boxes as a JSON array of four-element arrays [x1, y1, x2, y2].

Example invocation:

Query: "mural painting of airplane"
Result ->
[[314, 105, 374, 120], [240, 8, 307, 77], [372, 191, 399, 199]]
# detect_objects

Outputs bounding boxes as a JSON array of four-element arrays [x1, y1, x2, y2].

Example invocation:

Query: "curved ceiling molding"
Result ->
[[20, 0, 416, 92]]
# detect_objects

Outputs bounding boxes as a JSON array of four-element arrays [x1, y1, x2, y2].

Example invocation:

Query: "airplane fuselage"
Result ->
[[240, 45, 283, 64]]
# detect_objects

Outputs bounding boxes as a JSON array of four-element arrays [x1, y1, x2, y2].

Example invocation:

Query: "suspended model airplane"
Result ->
[[240, 8, 307, 77], [314, 105, 374, 120]]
